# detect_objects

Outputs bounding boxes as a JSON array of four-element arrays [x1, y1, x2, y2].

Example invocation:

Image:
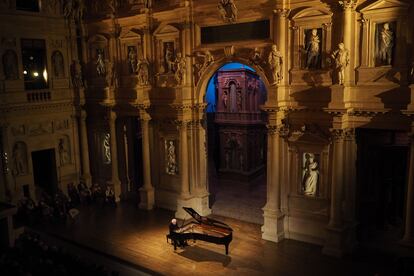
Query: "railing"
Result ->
[[27, 91, 51, 102]]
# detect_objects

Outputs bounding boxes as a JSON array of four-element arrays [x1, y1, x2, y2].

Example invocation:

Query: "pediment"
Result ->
[[288, 129, 330, 146], [153, 24, 180, 36], [120, 28, 142, 39], [88, 34, 109, 44], [360, 0, 410, 14], [291, 7, 332, 20]]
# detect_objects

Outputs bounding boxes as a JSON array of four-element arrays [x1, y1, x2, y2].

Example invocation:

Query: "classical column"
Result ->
[[179, 120, 190, 197], [79, 110, 91, 185], [340, 0, 358, 86], [323, 129, 346, 256], [402, 133, 414, 245], [138, 115, 154, 210], [108, 110, 122, 201], [262, 125, 285, 242]]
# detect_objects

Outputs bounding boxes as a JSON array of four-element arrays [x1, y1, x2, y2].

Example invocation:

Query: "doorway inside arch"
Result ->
[[205, 62, 268, 224]]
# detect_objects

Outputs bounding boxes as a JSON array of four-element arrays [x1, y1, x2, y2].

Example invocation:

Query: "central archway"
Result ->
[[201, 61, 270, 224]]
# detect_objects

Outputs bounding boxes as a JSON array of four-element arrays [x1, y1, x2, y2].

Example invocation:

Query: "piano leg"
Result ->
[[173, 239, 177, 251], [225, 244, 229, 255]]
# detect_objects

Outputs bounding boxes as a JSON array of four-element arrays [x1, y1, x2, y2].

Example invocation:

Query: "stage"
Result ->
[[33, 202, 393, 276]]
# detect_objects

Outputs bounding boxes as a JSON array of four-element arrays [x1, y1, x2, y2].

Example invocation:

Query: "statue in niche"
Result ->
[[58, 137, 71, 166], [268, 44, 283, 85], [302, 153, 319, 197], [52, 51, 65, 78], [174, 52, 186, 85], [137, 58, 150, 86], [305, 28, 321, 69], [11, 142, 27, 176], [2, 50, 18, 80], [236, 89, 242, 111], [229, 82, 237, 112], [164, 42, 175, 73], [224, 150, 230, 169], [103, 133, 111, 164], [222, 91, 228, 109], [70, 60, 84, 88], [127, 47, 138, 73], [165, 140, 178, 175], [377, 22, 394, 66], [331, 42, 349, 85], [218, 0, 237, 23], [96, 50, 106, 76]]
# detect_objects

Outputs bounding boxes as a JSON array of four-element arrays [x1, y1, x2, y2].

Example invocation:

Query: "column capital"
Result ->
[[273, 8, 290, 18], [343, 128, 356, 141], [330, 128, 345, 141], [174, 119, 190, 129], [339, 0, 358, 10]]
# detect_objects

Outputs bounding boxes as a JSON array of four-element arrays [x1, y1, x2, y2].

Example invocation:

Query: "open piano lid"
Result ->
[[183, 207, 233, 231]]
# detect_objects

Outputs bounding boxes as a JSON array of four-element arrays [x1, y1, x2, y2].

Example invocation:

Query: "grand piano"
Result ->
[[168, 207, 233, 255]]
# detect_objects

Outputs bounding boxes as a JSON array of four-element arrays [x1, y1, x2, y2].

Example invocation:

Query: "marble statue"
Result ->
[[70, 60, 83, 88], [96, 51, 106, 76], [128, 47, 138, 73], [166, 140, 177, 175], [302, 153, 319, 196], [52, 51, 65, 78], [305, 29, 320, 69], [2, 50, 18, 80], [174, 52, 186, 85], [379, 23, 394, 65], [331, 42, 349, 85], [164, 43, 175, 73], [222, 91, 228, 108], [137, 58, 150, 86], [218, 0, 237, 23], [59, 137, 71, 165], [12, 142, 27, 176], [103, 133, 111, 164], [268, 44, 283, 85]]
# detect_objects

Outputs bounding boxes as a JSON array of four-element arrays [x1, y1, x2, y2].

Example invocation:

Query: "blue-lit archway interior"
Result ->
[[205, 63, 256, 113], [205, 62, 267, 225]]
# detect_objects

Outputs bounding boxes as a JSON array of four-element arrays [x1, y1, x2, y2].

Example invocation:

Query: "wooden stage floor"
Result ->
[[34, 202, 395, 276]]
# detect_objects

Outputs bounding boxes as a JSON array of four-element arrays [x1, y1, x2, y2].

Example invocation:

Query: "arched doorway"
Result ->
[[204, 62, 268, 224]]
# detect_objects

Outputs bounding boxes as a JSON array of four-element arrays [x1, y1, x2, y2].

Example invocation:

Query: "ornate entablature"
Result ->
[[289, 6, 333, 85], [357, 0, 411, 84]]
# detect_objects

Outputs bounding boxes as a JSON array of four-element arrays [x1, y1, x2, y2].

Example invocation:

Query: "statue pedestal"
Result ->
[[139, 186, 155, 210], [327, 84, 345, 110], [175, 195, 211, 219], [261, 207, 285, 242], [322, 223, 357, 257]]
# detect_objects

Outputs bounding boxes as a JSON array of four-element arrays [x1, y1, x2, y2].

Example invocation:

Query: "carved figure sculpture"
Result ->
[[218, 0, 237, 23], [12, 142, 27, 176], [302, 153, 319, 196], [306, 29, 320, 69], [59, 137, 70, 165], [250, 47, 262, 65], [331, 42, 349, 85], [105, 61, 117, 87], [166, 140, 177, 175], [128, 47, 138, 73], [103, 133, 111, 164], [164, 43, 175, 73], [96, 51, 106, 76], [137, 58, 150, 86], [174, 53, 186, 85], [379, 23, 394, 65], [70, 60, 83, 88], [52, 51, 65, 78], [268, 44, 283, 85], [197, 50, 214, 77], [63, 0, 74, 19]]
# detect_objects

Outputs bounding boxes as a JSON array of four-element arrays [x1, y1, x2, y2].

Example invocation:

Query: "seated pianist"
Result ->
[[169, 218, 187, 248]]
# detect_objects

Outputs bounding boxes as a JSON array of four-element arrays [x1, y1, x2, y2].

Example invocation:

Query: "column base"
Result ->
[[106, 180, 122, 202], [261, 207, 285, 243], [175, 194, 211, 219], [139, 186, 155, 210], [80, 174, 92, 186]]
